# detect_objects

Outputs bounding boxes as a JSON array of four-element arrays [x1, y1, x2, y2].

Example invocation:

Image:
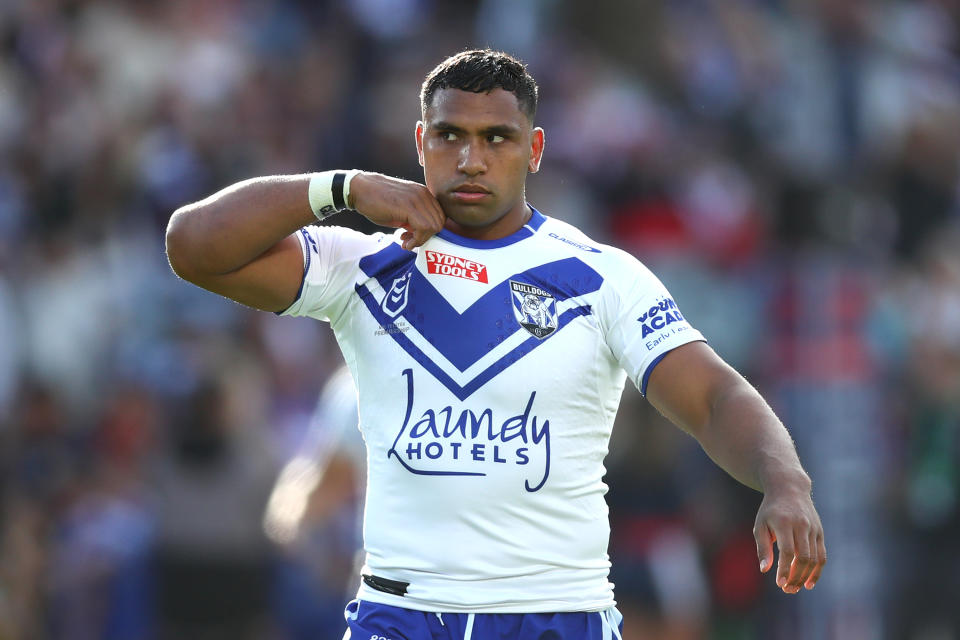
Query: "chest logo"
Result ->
[[510, 281, 558, 339], [382, 272, 412, 318], [425, 250, 488, 283]]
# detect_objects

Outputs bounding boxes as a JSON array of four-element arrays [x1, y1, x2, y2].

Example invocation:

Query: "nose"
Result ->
[[458, 141, 486, 175]]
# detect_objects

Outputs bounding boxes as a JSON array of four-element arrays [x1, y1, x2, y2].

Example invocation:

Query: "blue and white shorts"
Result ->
[[343, 600, 624, 640]]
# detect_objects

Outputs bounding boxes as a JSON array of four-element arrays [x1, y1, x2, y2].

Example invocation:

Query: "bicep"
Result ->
[[644, 341, 741, 437], [185, 234, 305, 312]]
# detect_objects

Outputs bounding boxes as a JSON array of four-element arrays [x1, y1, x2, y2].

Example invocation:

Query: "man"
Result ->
[[166, 49, 825, 639]]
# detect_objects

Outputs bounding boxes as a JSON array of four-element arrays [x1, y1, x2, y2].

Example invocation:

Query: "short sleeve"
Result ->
[[598, 251, 706, 396], [279, 225, 395, 323]]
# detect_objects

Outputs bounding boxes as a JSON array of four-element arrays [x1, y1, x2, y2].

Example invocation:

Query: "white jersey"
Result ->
[[281, 208, 705, 613]]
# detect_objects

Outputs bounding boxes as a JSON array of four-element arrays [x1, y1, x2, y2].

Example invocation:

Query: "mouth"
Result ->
[[450, 183, 492, 203]]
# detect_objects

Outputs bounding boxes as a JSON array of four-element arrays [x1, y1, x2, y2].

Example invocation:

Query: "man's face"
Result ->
[[416, 88, 544, 232]]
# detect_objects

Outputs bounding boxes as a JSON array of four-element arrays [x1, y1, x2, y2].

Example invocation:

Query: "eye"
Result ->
[[489, 134, 505, 144], [442, 131, 458, 141]]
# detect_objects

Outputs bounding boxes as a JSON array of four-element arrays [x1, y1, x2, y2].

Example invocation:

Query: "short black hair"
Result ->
[[421, 49, 539, 122]]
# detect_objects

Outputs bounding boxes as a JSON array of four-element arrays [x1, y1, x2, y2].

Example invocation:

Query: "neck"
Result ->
[[444, 201, 531, 241]]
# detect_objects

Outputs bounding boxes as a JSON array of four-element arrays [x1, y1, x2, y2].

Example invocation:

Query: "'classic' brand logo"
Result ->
[[547, 232, 602, 253]]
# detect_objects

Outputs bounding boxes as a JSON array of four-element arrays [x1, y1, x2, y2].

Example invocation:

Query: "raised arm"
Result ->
[[645, 341, 826, 594], [165, 172, 445, 311]]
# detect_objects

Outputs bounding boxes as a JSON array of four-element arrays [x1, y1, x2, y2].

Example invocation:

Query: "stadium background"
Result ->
[[0, 0, 958, 638]]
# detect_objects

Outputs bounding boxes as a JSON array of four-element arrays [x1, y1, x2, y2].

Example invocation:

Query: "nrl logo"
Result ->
[[510, 281, 558, 339], [382, 272, 412, 318]]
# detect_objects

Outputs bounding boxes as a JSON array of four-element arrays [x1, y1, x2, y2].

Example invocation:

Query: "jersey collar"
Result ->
[[435, 205, 546, 249]]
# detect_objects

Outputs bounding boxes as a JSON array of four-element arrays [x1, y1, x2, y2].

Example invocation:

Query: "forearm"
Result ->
[[697, 378, 810, 496], [166, 175, 315, 278], [646, 343, 824, 591], [710, 380, 827, 593]]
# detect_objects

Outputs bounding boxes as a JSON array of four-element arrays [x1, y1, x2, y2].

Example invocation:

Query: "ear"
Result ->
[[415, 121, 425, 167], [528, 127, 545, 173]]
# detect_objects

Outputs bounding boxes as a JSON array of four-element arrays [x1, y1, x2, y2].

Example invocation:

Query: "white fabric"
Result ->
[[282, 212, 705, 612], [603, 606, 624, 640], [308, 169, 361, 219], [464, 613, 475, 640]]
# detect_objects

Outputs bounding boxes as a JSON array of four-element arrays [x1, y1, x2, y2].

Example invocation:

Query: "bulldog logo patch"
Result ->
[[509, 281, 558, 339]]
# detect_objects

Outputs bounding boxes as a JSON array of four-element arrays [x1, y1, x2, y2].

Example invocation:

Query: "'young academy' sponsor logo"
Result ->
[[637, 297, 686, 338]]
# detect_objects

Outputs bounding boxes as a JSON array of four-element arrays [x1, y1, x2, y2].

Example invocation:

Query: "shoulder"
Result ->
[[537, 217, 656, 289], [536, 217, 605, 255]]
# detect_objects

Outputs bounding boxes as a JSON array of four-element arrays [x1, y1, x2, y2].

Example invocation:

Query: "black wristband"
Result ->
[[332, 172, 346, 210]]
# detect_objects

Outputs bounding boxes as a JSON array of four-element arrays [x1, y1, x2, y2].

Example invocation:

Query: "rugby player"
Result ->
[[166, 49, 825, 640]]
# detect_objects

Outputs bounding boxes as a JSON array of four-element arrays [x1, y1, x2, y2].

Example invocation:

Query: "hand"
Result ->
[[753, 486, 826, 594], [349, 172, 446, 250]]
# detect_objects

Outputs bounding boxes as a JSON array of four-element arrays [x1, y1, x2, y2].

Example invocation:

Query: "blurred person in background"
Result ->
[[264, 364, 366, 640], [887, 228, 960, 637], [46, 384, 156, 640], [165, 49, 824, 639], [152, 363, 280, 640]]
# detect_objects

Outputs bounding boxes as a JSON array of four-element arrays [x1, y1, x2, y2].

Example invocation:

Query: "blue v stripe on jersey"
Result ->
[[356, 284, 593, 401], [343, 600, 623, 640], [356, 242, 603, 368], [358, 246, 602, 367]]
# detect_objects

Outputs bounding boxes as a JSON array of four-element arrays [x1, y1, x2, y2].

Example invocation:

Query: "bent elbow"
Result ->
[[165, 208, 198, 282]]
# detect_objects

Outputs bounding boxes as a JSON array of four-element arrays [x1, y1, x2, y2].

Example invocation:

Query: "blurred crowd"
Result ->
[[0, 0, 958, 638]]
